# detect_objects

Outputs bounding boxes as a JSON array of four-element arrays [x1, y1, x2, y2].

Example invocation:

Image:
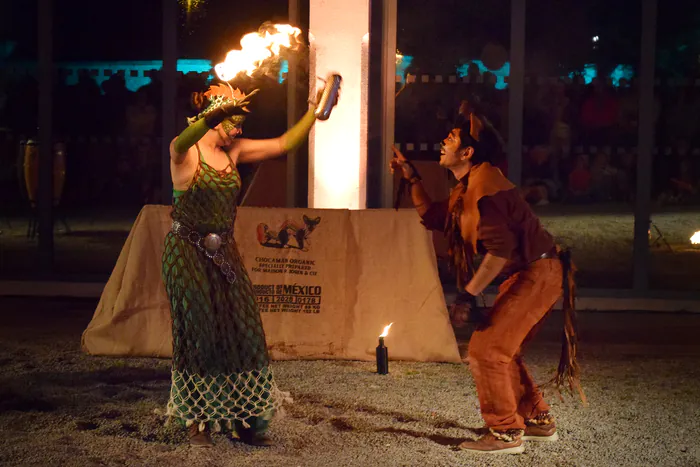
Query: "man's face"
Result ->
[[440, 128, 470, 168]]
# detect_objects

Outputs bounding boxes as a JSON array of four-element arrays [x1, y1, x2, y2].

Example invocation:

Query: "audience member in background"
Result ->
[[521, 145, 559, 205], [615, 150, 636, 202], [567, 153, 592, 203], [589, 152, 617, 202], [547, 82, 574, 180], [580, 79, 619, 146]]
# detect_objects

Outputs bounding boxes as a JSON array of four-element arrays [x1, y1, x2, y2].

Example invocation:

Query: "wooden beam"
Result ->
[[507, 0, 526, 186], [37, 0, 54, 271], [633, 0, 658, 293], [380, 0, 397, 208], [161, 0, 177, 204]]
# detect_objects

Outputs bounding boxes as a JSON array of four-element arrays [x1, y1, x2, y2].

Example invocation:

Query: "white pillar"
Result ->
[[309, 0, 370, 209]]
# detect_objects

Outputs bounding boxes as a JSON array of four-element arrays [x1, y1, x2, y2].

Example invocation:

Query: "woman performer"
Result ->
[[163, 82, 335, 447]]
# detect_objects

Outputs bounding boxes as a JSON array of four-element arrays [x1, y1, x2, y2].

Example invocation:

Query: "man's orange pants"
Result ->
[[466, 258, 562, 431]]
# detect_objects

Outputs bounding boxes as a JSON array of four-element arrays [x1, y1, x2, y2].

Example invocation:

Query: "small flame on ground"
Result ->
[[379, 323, 393, 338], [691, 231, 700, 245], [215, 24, 302, 82]]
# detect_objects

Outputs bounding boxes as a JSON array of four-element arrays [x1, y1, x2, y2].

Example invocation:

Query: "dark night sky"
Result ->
[[1, 0, 699, 77], [1, 0, 290, 62]]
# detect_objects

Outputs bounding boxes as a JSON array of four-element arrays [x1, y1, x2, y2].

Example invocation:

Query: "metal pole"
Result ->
[[161, 0, 177, 204], [380, 0, 398, 208], [37, 0, 54, 271], [633, 0, 657, 293], [507, 0, 526, 186], [287, 0, 300, 207]]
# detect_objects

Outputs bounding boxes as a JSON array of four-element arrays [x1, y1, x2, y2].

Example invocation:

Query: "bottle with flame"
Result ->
[[376, 323, 393, 375]]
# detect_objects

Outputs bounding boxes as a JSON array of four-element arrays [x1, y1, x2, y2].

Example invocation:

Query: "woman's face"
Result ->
[[216, 118, 242, 146]]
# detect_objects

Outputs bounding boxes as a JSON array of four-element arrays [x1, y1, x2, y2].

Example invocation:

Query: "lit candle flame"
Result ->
[[691, 231, 700, 245], [215, 24, 302, 82], [379, 323, 393, 338]]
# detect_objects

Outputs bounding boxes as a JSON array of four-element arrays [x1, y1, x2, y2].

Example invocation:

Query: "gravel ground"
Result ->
[[1, 297, 699, 467]]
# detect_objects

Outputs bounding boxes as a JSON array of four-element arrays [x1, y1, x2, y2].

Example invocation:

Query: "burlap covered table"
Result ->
[[82, 205, 460, 363]]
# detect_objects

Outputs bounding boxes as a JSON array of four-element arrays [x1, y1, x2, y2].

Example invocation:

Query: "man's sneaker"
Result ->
[[457, 428, 525, 454], [523, 412, 559, 442]]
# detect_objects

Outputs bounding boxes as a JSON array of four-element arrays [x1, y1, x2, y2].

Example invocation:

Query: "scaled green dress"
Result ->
[[162, 145, 282, 433]]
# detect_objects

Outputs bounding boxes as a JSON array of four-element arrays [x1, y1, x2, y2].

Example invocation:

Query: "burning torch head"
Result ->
[[214, 23, 303, 82], [314, 74, 342, 121]]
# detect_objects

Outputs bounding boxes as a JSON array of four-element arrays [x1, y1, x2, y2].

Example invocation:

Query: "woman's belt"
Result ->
[[171, 220, 237, 284]]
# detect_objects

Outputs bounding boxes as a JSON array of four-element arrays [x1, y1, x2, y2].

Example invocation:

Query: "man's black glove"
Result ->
[[449, 291, 489, 328], [449, 291, 476, 328]]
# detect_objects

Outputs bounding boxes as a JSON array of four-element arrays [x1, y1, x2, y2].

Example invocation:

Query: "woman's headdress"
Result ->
[[187, 83, 259, 126]]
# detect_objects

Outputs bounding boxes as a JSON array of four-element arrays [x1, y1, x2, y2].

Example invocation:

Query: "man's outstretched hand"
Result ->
[[390, 145, 415, 180]]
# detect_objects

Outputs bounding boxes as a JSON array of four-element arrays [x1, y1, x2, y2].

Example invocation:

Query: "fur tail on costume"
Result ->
[[549, 247, 588, 406]]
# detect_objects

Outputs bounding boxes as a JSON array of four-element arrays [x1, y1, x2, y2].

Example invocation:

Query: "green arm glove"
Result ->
[[282, 107, 317, 153], [172, 102, 246, 155], [172, 118, 210, 155]]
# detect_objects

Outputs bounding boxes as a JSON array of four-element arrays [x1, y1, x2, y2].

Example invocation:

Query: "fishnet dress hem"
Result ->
[[165, 367, 291, 431]]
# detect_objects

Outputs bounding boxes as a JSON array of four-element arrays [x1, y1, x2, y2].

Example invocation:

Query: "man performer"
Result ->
[[390, 112, 584, 455]]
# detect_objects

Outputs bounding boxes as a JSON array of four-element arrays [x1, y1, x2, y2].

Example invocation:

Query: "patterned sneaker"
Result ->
[[457, 428, 525, 454], [523, 412, 559, 442]]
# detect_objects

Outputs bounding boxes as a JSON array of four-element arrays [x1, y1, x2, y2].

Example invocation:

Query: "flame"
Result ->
[[379, 323, 393, 338], [180, 0, 205, 26], [215, 24, 302, 82], [181, 0, 204, 13], [691, 231, 700, 245]]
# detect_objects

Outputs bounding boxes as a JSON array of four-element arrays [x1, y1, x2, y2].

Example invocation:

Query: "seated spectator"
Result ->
[[521, 145, 559, 205], [615, 150, 635, 202], [568, 153, 592, 202], [580, 79, 619, 145], [590, 152, 617, 202]]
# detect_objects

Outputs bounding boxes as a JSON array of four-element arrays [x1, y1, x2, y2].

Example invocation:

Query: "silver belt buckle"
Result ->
[[170, 220, 236, 284], [204, 233, 222, 256]]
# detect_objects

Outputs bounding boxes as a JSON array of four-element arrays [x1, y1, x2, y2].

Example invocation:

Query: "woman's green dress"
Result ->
[[162, 146, 281, 433]]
